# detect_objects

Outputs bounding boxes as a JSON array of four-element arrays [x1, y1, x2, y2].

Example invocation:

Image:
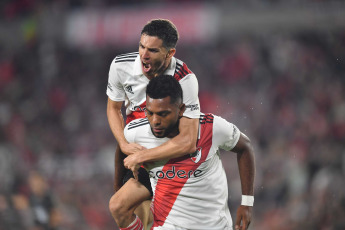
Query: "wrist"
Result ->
[[241, 195, 254, 206], [136, 150, 147, 164], [118, 140, 128, 150]]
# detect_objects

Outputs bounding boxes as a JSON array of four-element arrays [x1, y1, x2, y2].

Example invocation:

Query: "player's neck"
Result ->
[[165, 120, 180, 138], [166, 129, 179, 138]]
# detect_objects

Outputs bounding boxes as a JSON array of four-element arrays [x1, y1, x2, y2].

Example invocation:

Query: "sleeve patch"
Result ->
[[185, 104, 200, 111]]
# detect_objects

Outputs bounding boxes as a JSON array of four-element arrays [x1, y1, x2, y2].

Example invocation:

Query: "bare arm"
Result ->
[[123, 117, 198, 171], [142, 117, 198, 161], [107, 98, 144, 191], [232, 133, 255, 196], [107, 98, 144, 155], [231, 133, 255, 230], [113, 146, 125, 192], [107, 98, 126, 146]]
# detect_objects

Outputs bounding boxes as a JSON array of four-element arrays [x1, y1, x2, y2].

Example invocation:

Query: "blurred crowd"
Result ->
[[196, 32, 345, 230], [2, 0, 343, 21], [1, 2, 345, 229]]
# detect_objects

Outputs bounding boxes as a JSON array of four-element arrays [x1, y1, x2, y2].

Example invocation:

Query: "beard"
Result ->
[[151, 120, 180, 138], [150, 59, 169, 78]]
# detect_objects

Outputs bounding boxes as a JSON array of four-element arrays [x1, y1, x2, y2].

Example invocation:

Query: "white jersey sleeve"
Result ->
[[107, 60, 126, 102], [124, 122, 135, 143], [213, 115, 241, 151], [179, 74, 200, 119]]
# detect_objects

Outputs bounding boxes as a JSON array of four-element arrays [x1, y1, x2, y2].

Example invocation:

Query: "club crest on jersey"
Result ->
[[190, 147, 202, 163]]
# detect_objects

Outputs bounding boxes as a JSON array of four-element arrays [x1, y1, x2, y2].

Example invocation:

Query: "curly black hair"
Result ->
[[146, 75, 183, 105]]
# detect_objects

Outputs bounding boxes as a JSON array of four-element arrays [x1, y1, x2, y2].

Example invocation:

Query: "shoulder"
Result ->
[[124, 117, 150, 142], [197, 113, 215, 137], [126, 117, 150, 131], [173, 58, 194, 81], [109, 52, 139, 81], [114, 52, 138, 64], [210, 114, 234, 131], [199, 113, 214, 124], [110, 52, 139, 70], [211, 114, 241, 149], [199, 113, 237, 135]]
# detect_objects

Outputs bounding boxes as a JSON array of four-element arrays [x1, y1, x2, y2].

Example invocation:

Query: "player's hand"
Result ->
[[124, 154, 142, 180], [235, 205, 252, 230], [120, 142, 146, 155]]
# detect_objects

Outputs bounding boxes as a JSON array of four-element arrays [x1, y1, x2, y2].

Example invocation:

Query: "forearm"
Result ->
[[107, 99, 127, 147], [114, 145, 126, 192], [235, 137, 255, 230], [139, 117, 198, 162], [237, 138, 255, 196], [141, 136, 195, 162], [107, 99, 127, 191]]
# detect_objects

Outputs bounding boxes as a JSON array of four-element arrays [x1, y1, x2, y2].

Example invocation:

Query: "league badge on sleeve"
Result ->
[[190, 147, 202, 163]]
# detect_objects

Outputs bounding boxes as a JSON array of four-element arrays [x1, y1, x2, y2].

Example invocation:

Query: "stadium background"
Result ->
[[0, 0, 345, 229]]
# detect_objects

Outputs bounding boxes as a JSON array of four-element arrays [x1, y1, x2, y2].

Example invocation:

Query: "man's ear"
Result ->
[[166, 48, 176, 59], [179, 103, 186, 117]]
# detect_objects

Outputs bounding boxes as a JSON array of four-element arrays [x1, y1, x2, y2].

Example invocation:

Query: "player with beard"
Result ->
[[123, 75, 255, 230]]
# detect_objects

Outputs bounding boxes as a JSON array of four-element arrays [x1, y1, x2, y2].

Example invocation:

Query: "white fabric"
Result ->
[[106, 53, 200, 118], [241, 195, 254, 206], [124, 114, 240, 230]]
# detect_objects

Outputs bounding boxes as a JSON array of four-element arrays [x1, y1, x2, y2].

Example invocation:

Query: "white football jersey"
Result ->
[[124, 114, 241, 230], [106, 52, 200, 119]]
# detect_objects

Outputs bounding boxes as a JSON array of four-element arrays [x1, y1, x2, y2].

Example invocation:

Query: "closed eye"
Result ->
[[157, 111, 170, 117], [148, 48, 159, 53]]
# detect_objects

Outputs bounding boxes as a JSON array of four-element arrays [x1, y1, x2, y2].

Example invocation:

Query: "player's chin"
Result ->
[[153, 131, 165, 138]]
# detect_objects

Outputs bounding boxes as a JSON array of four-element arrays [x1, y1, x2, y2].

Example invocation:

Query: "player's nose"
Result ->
[[142, 49, 150, 59], [152, 115, 161, 125]]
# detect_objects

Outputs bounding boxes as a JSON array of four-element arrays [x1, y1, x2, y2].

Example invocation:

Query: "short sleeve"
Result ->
[[124, 123, 135, 143], [179, 74, 200, 119], [213, 115, 241, 151], [106, 60, 126, 101]]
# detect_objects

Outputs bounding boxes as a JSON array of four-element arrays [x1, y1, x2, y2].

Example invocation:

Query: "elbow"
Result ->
[[244, 140, 255, 158], [187, 144, 197, 155], [181, 136, 197, 154], [238, 133, 255, 156], [244, 137, 254, 153]]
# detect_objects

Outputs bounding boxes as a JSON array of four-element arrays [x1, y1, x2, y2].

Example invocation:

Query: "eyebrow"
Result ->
[[146, 108, 170, 115], [139, 42, 160, 52]]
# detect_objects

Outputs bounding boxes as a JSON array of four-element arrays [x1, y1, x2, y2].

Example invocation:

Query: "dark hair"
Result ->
[[146, 75, 183, 105], [141, 19, 179, 49]]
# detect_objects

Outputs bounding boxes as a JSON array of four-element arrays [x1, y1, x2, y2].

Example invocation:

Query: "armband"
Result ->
[[241, 195, 254, 206]]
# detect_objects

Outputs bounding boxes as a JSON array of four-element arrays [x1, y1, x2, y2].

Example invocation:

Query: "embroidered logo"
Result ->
[[190, 147, 202, 163], [125, 85, 134, 94]]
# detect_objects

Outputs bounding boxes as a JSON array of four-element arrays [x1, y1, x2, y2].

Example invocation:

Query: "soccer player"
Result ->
[[107, 19, 200, 229], [123, 75, 255, 230]]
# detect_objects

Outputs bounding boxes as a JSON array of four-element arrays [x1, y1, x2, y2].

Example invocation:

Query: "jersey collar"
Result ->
[[133, 55, 177, 77]]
